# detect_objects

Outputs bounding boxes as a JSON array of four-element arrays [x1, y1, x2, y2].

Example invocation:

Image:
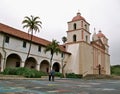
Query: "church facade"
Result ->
[[0, 12, 110, 76], [65, 12, 110, 76]]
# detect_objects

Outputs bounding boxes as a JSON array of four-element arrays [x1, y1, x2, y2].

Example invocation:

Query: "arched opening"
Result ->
[[85, 24, 87, 30], [53, 62, 60, 72], [6, 53, 21, 68], [73, 23, 77, 30], [40, 60, 49, 73], [86, 35, 88, 42], [81, 21, 83, 27], [25, 57, 37, 70], [73, 34, 77, 42]]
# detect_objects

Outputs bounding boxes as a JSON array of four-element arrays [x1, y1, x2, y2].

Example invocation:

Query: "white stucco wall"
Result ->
[[0, 33, 4, 47], [68, 20, 89, 31], [67, 30, 82, 43], [80, 43, 93, 76], [105, 54, 110, 75], [0, 33, 68, 72], [66, 43, 80, 74]]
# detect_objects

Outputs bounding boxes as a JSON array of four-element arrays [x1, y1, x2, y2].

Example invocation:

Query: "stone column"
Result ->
[[20, 61, 25, 68], [0, 58, 5, 72], [36, 64, 40, 71]]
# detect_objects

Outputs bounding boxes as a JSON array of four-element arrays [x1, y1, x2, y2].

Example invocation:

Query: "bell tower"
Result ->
[[65, 12, 91, 74], [65, 12, 110, 76], [66, 12, 91, 44]]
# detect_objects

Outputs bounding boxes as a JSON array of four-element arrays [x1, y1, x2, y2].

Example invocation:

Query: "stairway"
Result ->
[[0, 74, 25, 80], [83, 74, 113, 80]]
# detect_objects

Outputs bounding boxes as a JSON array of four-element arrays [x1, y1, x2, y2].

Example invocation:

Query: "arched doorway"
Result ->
[[40, 60, 49, 73], [53, 62, 60, 72], [6, 54, 21, 68], [25, 57, 37, 70]]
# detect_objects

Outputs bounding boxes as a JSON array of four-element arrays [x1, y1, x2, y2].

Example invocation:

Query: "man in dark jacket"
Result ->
[[51, 69, 55, 81], [49, 69, 55, 81]]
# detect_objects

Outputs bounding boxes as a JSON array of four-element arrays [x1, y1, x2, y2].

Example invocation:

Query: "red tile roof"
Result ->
[[72, 12, 86, 21], [96, 30, 105, 38], [0, 23, 50, 46], [0, 23, 70, 54]]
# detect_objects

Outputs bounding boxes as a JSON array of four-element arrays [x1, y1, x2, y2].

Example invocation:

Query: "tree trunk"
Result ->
[[62, 63, 66, 77], [26, 30, 33, 61], [49, 54, 53, 72]]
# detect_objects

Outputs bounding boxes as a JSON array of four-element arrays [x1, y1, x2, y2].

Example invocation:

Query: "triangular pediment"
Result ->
[[91, 39, 105, 49]]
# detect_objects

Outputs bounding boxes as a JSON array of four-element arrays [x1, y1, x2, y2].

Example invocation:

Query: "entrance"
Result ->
[[40, 60, 49, 73], [25, 57, 37, 70], [6, 54, 21, 68], [53, 62, 60, 72]]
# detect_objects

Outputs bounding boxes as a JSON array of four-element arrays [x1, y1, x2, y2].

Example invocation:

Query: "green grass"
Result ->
[[111, 65, 120, 76]]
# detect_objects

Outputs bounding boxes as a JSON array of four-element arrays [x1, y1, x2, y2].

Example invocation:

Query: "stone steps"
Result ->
[[0, 74, 24, 77], [83, 74, 120, 80], [0, 74, 26, 80], [0, 74, 61, 80]]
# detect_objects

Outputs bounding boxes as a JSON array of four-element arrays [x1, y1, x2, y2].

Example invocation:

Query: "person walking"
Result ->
[[49, 69, 55, 81], [49, 71, 52, 81], [51, 69, 55, 81]]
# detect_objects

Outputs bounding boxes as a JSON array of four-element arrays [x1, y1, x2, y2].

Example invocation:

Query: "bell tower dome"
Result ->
[[66, 12, 91, 44]]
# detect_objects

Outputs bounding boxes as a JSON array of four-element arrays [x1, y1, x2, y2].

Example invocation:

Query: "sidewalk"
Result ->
[[0, 74, 61, 80], [0, 78, 120, 94]]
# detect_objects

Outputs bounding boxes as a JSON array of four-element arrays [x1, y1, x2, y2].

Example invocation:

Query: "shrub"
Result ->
[[38, 71, 48, 76], [111, 65, 120, 76], [66, 73, 82, 78], [3, 67, 41, 78], [17, 68, 41, 78], [16, 67, 28, 75], [55, 72, 64, 78], [3, 67, 17, 75]]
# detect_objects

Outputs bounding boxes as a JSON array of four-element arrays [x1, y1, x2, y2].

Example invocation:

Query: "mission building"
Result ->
[[0, 12, 110, 76]]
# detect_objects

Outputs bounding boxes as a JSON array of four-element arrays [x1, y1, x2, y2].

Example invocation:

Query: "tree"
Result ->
[[22, 15, 42, 60], [62, 36, 67, 43], [45, 39, 61, 71]]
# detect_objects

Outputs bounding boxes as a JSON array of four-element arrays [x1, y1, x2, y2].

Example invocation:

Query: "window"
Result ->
[[23, 41, 26, 48], [73, 34, 77, 42], [63, 45, 66, 48], [38, 45, 41, 52], [61, 53, 64, 58], [85, 24, 87, 30], [73, 23, 77, 30], [81, 21, 83, 27], [5, 36, 10, 43]]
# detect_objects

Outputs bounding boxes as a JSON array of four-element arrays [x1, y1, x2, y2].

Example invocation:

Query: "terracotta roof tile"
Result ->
[[72, 12, 86, 21], [96, 30, 105, 38], [0, 23, 70, 54], [0, 23, 50, 46]]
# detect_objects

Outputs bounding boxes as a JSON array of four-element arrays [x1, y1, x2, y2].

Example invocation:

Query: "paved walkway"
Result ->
[[0, 78, 120, 94]]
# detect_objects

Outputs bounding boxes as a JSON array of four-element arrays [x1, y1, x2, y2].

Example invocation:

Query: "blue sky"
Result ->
[[0, 0, 120, 65]]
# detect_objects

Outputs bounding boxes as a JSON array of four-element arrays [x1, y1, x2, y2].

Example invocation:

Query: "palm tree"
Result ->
[[62, 36, 67, 43], [22, 15, 42, 60], [45, 39, 61, 71]]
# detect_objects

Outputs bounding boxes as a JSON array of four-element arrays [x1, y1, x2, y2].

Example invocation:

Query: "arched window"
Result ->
[[85, 24, 87, 30], [73, 23, 77, 30], [73, 34, 77, 42], [81, 21, 83, 27]]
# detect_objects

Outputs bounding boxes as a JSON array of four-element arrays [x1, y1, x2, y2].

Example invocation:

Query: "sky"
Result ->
[[0, 0, 120, 65]]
